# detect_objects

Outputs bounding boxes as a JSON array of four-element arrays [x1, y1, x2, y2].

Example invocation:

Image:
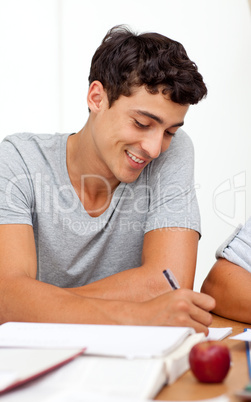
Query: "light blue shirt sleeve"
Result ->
[[215, 216, 251, 273]]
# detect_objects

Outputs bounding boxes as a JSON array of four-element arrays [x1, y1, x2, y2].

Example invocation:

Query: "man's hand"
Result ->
[[136, 289, 215, 335]]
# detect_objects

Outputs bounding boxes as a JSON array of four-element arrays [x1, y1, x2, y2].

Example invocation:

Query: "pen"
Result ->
[[244, 329, 251, 381], [163, 269, 180, 290]]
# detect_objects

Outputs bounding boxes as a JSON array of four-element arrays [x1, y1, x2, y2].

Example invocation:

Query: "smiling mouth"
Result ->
[[126, 151, 144, 164]]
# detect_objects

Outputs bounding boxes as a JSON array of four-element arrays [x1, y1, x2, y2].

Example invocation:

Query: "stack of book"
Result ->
[[0, 322, 232, 401]]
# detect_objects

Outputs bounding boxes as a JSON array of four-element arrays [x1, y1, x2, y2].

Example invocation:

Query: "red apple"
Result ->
[[189, 341, 231, 383]]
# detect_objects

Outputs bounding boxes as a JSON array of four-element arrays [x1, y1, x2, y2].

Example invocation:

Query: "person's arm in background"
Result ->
[[201, 258, 251, 323], [201, 217, 251, 323]]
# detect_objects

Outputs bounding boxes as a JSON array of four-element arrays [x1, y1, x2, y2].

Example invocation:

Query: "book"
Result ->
[[0, 348, 85, 395], [0, 322, 196, 357], [0, 322, 205, 399]]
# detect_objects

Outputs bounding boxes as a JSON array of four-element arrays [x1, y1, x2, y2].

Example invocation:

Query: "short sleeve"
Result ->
[[144, 130, 201, 235], [215, 216, 251, 273], [0, 138, 35, 225]]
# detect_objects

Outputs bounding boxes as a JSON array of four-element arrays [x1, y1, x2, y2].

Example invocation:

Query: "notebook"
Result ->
[[0, 322, 204, 398], [0, 348, 85, 395], [0, 322, 196, 357]]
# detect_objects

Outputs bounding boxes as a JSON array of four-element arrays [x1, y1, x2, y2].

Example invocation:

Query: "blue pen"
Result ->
[[245, 329, 251, 385], [235, 329, 251, 398], [163, 269, 180, 290]]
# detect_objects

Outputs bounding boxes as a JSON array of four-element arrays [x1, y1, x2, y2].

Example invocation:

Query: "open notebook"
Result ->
[[0, 348, 85, 396], [0, 322, 196, 357], [0, 322, 209, 399]]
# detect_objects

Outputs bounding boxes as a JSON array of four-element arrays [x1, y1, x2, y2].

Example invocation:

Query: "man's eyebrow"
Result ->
[[135, 110, 184, 127], [171, 122, 184, 128], [136, 110, 163, 124]]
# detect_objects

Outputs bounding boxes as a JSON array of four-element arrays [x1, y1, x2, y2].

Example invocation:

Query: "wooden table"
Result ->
[[155, 315, 249, 401]]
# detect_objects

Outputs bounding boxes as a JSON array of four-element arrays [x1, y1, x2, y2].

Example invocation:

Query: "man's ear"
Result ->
[[87, 81, 106, 112]]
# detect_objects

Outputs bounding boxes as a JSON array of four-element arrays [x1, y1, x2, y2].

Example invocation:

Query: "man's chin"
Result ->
[[117, 171, 143, 184]]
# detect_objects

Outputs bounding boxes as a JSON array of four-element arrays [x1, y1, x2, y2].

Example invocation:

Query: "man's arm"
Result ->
[[201, 257, 251, 323], [0, 224, 215, 333], [0, 224, 125, 325], [66, 227, 199, 301]]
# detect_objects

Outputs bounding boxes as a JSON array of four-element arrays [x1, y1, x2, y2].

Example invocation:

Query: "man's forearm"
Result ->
[[65, 229, 199, 302], [65, 265, 172, 302], [0, 275, 140, 325], [0, 274, 216, 334]]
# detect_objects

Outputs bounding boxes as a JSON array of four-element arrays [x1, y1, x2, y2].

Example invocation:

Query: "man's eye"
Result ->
[[135, 120, 149, 129], [165, 130, 176, 137]]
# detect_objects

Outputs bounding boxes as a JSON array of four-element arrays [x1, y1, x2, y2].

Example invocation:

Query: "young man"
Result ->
[[201, 217, 251, 323], [0, 25, 215, 332]]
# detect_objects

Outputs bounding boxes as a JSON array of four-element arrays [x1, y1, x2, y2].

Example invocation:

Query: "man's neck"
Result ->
[[66, 126, 120, 217]]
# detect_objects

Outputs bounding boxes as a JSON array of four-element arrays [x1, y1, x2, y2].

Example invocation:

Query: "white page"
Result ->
[[230, 328, 251, 341], [0, 373, 18, 392], [0, 365, 231, 402], [33, 355, 165, 400], [0, 354, 165, 400], [0, 323, 194, 358], [206, 327, 233, 341], [0, 349, 84, 392]]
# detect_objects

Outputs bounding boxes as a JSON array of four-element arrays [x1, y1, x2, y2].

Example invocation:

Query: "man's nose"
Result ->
[[140, 132, 166, 160]]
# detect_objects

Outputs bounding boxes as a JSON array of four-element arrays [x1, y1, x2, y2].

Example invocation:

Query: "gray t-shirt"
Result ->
[[216, 216, 251, 273], [0, 130, 200, 287]]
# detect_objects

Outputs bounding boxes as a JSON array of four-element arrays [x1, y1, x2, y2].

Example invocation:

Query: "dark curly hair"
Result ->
[[88, 25, 207, 107]]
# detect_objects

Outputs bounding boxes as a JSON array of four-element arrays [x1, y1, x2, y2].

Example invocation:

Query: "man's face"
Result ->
[[90, 85, 189, 184]]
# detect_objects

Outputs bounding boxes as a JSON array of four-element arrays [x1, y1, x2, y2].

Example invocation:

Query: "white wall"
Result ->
[[0, 0, 251, 290]]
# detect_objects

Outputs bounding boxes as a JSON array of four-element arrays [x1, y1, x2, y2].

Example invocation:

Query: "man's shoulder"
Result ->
[[166, 128, 194, 155], [151, 129, 194, 169], [2, 132, 68, 149], [1, 133, 70, 164], [135, 129, 195, 189], [0, 132, 70, 173]]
